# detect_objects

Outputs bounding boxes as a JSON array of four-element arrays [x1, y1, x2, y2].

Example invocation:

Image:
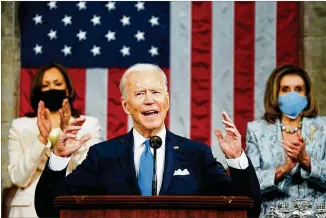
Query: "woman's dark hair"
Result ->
[[25, 62, 81, 117], [263, 64, 318, 123]]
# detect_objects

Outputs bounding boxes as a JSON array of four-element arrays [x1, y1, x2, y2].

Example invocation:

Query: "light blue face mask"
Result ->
[[278, 91, 308, 119]]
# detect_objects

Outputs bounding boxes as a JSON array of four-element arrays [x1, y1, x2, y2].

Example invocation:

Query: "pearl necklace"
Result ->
[[281, 121, 302, 134]]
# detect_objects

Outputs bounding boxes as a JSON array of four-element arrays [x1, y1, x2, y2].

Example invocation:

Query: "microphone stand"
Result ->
[[149, 136, 162, 196], [152, 148, 157, 196]]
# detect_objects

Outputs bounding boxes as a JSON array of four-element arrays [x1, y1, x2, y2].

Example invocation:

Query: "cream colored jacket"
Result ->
[[7, 116, 102, 218]]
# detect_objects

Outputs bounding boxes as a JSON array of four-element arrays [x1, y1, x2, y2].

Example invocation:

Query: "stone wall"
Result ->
[[303, 2, 326, 114], [1, 2, 326, 217], [1, 2, 21, 217]]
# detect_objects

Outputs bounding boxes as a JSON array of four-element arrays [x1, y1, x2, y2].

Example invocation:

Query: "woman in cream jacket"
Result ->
[[8, 62, 102, 217]]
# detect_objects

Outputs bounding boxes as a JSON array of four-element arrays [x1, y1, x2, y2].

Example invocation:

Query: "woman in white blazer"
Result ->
[[7, 62, 102, 217]]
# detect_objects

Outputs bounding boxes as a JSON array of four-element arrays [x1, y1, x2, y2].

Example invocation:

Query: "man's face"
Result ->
[[121, 70, 169, 137]]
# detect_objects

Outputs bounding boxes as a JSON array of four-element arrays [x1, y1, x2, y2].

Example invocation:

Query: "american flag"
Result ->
[[19, 1, 300, 162]]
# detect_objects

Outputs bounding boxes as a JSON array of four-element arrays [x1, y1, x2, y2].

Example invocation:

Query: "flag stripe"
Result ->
[[85, 68, 108, 139], [191, 2, 213, 145], [107, 68, 127, 140], [68, 69, 86, 115], [211, 1, 234, 165], [254, 2, 277, 120], [19, 69, 37, 117], [169, 1, 191, 138], [234, 2, 255, 146], [276, 2, 301, 66]]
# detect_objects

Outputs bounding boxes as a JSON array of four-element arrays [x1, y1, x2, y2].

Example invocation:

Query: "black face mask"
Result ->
[[37, 89, 67, 112]]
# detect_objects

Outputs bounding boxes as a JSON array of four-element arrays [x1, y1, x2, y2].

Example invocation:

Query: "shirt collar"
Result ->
[[133, 125, 166, 149]]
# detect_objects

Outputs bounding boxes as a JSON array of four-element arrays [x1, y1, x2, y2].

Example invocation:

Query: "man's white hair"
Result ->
[[119, 63, 168, 98]]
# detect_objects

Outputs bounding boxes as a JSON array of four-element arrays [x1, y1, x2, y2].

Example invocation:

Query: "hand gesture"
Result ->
[[58, 98, 71, 131], [275, 155, 297, 182], [37, 101, 51, 145], [283, 155, 297, 172], [214, 111, 242, 159], [53, 117, 91, 157], [281, 132, 310, 169]]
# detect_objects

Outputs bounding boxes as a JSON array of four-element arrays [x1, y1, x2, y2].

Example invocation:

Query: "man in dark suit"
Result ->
[[35, 64, 261, 217]]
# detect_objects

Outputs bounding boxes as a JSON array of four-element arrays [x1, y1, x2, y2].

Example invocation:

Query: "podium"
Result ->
[[54, 195, 254, 218]]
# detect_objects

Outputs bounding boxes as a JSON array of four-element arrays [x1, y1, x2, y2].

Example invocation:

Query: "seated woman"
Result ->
[[7, 62, 102, 217], [246, 64, 326, 217]]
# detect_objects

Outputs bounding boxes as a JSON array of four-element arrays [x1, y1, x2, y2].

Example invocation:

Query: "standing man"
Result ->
[[35, 64, 261, 217]]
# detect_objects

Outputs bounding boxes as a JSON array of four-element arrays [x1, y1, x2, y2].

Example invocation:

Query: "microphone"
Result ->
[[149, 136, 162, 196]]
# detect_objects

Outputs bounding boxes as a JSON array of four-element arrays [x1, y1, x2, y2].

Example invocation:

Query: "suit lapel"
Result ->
[[159, 130, 182, 195], [116, 129, 140, 194]]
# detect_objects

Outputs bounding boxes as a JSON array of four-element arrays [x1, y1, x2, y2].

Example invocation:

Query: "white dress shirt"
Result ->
[[133, 126, 166, 195], [49, 126, 249, 193]]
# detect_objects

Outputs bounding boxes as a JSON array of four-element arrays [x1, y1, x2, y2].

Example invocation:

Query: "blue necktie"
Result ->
[[138, 140, 153, 196]]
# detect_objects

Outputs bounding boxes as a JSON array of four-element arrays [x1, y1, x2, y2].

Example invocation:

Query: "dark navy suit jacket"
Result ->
[[35, 129, 261, 217]]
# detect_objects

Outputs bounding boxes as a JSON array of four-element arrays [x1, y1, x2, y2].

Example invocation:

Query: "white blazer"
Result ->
[[7, 115, 102, 218]]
